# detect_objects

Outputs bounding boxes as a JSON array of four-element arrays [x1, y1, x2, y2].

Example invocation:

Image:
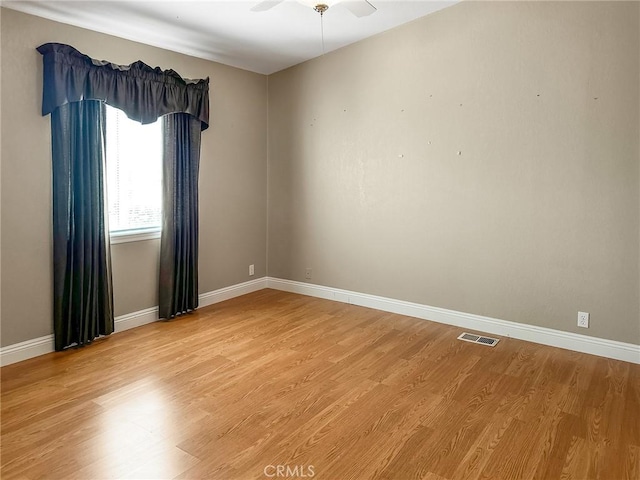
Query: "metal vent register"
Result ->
[[457, 332, 500, 347]]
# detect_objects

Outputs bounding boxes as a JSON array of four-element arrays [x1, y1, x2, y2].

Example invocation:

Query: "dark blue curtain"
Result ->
[[51, 100, 114, 350], [159, 113, 202, 319], [37, 43, 209, 130], [39, 43, 209, 341]]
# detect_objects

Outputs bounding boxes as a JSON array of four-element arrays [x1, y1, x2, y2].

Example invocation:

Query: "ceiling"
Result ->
[[2, 0, 459, 75]]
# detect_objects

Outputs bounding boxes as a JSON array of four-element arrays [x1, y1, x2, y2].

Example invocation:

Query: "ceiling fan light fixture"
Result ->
[[314, 3, 329, 15], [299, 0, 337, 8], [252, 0, 376, 17]]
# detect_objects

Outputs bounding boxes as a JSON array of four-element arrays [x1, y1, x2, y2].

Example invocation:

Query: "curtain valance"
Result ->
[[37, 43, 210, 130]]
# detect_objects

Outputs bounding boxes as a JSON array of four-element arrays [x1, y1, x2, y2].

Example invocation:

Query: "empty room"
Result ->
[[1, 1, 639, 479]]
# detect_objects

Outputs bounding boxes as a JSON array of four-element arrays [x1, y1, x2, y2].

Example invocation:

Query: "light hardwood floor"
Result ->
[[1, 289, 639, 479]]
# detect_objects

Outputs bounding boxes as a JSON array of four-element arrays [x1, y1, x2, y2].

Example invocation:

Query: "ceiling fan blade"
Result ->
[[342, 0, 377, 17], [250, 0, 285, 12]]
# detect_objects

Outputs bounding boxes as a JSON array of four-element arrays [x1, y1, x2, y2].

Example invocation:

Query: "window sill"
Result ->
[[110, 229, 161, 244]]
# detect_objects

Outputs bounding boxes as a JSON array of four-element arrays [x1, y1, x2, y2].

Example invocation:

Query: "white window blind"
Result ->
[[105, 105, 163, 235]]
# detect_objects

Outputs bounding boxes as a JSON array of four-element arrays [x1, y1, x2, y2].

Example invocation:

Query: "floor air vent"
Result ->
[[457, 332, 500, 347]]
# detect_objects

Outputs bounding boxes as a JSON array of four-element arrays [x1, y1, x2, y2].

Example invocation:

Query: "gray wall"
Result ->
[[267, 1, 640, 344], [0, 8, 268, 346], [2, 2, 639, 349]]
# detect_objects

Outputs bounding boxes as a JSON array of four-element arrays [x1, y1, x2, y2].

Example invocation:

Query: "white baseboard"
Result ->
[[0, 277, 268, 367], [3, 276, 638, 366], [266, 278, 640, 365], [0, 335, 56, 366], [200, 277, 268, 307], [114, 306, 159, 333]]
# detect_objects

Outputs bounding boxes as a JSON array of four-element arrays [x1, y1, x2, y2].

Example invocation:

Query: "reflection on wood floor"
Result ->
[[1, 289, 639, 479]]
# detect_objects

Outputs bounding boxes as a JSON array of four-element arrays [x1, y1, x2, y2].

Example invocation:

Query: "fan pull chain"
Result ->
[[321, 12, 325, 54], [314, 4, 329, 55]]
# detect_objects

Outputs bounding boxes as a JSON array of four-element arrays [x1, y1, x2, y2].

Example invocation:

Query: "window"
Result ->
[[105, 105, 163, 243]]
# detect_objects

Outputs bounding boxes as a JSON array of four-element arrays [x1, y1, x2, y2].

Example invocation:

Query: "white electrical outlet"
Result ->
[[249, 264, 254, 276], [577, 311, 589, 328], [305, 268, 312, 280]]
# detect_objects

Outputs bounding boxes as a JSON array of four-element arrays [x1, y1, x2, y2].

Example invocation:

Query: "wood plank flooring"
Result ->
[[1, 289, 638, 479]]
